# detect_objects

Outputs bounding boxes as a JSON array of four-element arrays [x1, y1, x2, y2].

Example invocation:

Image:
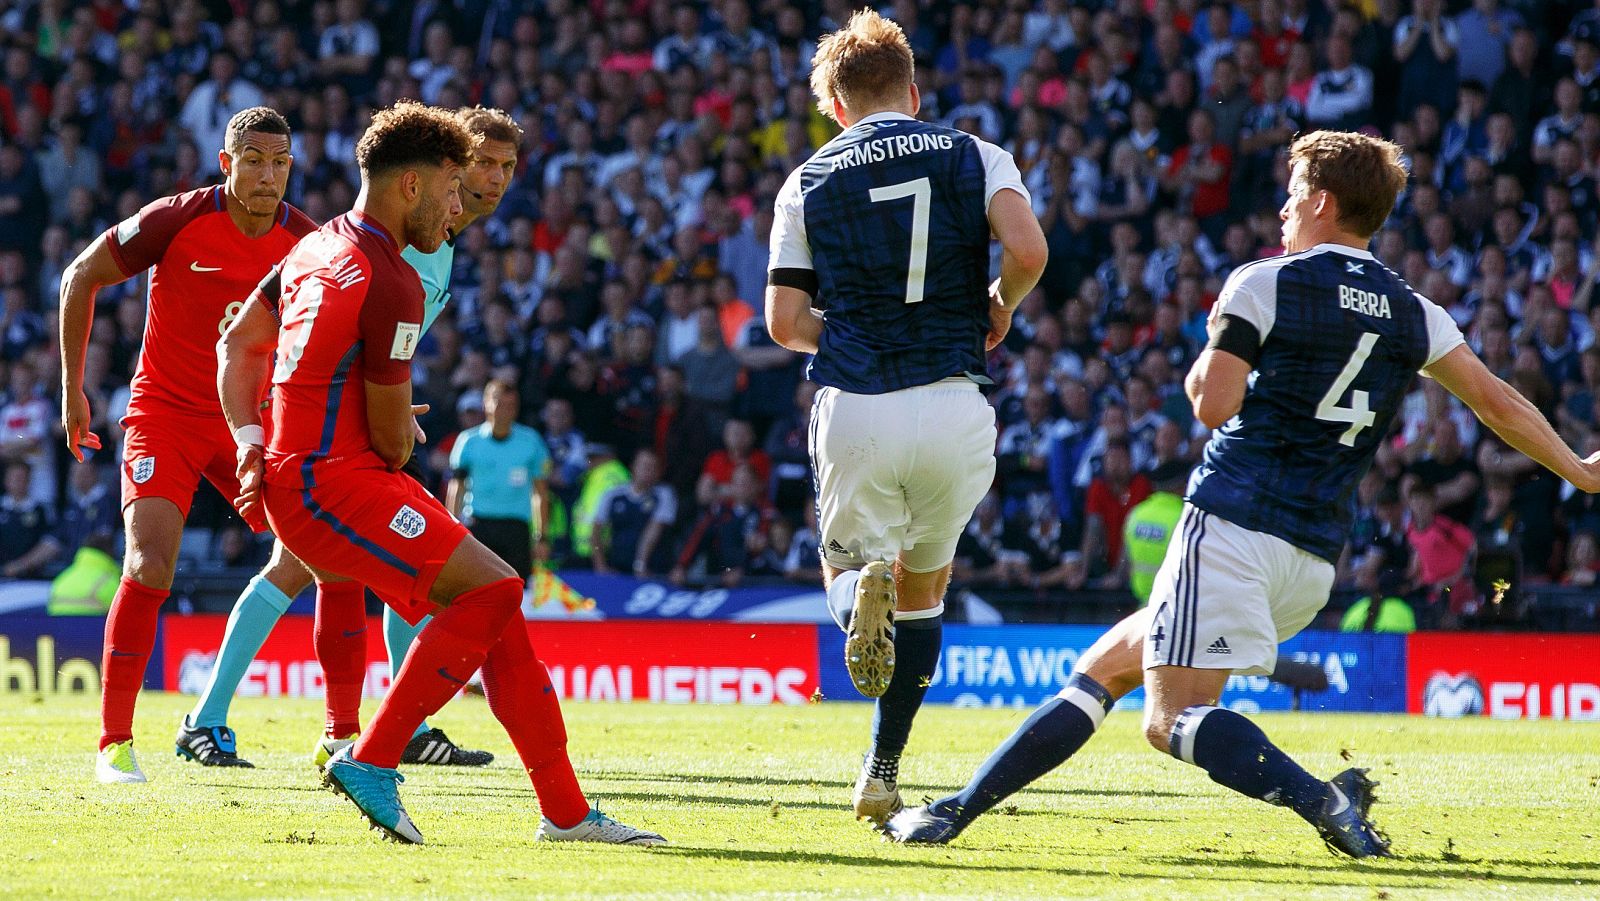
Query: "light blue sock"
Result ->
[[188, 575, 295, 729], [383, 606, 432, 739]]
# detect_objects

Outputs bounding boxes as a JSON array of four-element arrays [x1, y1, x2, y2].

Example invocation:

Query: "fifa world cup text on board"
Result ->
[[1338, 284, 1391, 319]]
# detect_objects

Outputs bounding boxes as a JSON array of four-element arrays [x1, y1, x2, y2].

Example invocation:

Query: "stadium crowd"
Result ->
[[0, 0, 1598, 629]]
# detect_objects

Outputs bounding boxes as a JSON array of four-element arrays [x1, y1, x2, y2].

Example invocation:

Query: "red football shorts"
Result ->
[[263, 464, 470, 625], [121, 409, 267, 532]]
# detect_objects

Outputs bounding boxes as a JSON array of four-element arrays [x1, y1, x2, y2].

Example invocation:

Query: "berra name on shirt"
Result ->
[[830, 132, 956, 171], [1338, 284, 1391, 319]]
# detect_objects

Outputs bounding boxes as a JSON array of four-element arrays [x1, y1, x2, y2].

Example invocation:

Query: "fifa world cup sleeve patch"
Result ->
[[390, 322, 421, 360]]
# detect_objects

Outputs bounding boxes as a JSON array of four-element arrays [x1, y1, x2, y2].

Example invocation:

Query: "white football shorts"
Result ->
[[1143, 503, 1334, 675], [811, 377, 996, 573]]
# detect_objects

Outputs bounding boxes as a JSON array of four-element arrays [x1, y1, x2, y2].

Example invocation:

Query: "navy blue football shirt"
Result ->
[[768, 112, 1028, 395], [1187, 244, 1465, 562]]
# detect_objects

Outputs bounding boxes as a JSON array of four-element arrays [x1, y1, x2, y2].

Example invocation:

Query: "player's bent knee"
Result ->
[[1142, 713, 1175, 754], [122, 498, 185, 587], [262, 554, 313, 596], [430, 537, 518, 605]]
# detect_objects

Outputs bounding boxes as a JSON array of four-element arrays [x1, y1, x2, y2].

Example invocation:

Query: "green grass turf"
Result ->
[[1, 692, 1597, 899]]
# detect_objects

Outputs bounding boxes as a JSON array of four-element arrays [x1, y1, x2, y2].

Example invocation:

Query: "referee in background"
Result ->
[[446, 379, 551, 578]]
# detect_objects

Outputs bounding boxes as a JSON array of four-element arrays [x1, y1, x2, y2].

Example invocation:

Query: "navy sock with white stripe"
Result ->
[[1169, 705, 1330, 822], [929, 674, 1114, 826], [869, 609, 941, 764]]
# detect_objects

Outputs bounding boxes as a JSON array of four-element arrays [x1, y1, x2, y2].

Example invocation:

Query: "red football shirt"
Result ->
[[105, 186, 316, 416], [260, 211, 424, 487]]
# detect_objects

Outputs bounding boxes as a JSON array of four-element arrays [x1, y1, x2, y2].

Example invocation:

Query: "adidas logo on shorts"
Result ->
[[827, 539, 847, 554], [1206, 637, 1231, 655]]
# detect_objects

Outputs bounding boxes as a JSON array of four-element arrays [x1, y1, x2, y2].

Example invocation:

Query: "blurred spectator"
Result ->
[[1406, 481, 1476, 621], [996, 386, 1054, 514], [0, 460, 57, 578], [0, 358, 53, 505], [1561, 530, 1600, 587], [1340, 564, 1418, 633], [678, 306, 739, 418], [0, 144, 45, 254], [672, 463, 774, 587], [1306, 36, 1372, 130], [592, 448, 676, 578], [697, 418, 771, 508], [178, 50, 263, 172], [1402, 420, 1480, 526], [649, 365, 716, 502], [1081, 441, 1152, 587], [54, 457, 116, 554], [1123, 460, 1187, 605]]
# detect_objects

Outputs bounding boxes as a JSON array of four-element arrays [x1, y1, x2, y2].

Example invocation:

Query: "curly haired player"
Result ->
[[218, 102, 664, 846]]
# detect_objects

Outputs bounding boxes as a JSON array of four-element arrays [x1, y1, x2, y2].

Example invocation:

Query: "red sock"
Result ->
[[315, 581, 368, 739], [353, 578, 523, 768], [99, 577, 168, 750], [483, 618, 589, 828]]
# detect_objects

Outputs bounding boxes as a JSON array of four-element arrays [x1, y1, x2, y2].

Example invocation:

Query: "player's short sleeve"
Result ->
[[1211, 263, 1278, 342], [358, 262, 425, 385], [768, 165, 812, 272], [529, 431, 552, 478], [103, 188, 215, 277], [974, 137, 1031, 210], [448, 430, 473, 471], [248, 265, 285, 324], [1418, 291, 1467, 368]]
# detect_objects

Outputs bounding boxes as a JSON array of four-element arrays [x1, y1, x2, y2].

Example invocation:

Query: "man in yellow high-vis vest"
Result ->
[[1123, 460, 1189, 605]]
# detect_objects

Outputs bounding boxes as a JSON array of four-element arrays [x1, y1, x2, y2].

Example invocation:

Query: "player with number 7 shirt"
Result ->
[[56, 107, 317, 784]]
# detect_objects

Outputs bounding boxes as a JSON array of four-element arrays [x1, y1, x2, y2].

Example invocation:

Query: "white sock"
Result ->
[[825, 570, 861, 633]]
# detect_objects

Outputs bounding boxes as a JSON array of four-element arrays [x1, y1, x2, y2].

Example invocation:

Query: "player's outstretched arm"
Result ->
[[1426, 344, 1600, 492], [58, 235, 131, 460]]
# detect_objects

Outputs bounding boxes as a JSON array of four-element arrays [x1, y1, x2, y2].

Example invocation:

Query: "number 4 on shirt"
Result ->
[[1316, 332, 1379, 446]]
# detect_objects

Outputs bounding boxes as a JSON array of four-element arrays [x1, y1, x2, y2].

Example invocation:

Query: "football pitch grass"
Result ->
[[2, 692, 1597, 899]]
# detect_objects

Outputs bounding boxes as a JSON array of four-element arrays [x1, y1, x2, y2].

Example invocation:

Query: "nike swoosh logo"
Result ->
[[190, 262, 222, 272], [343, 628, 366, 638], [109, 649, 139, 657], [1325, 783, 1350, 816], [437, 668, 467, 685]]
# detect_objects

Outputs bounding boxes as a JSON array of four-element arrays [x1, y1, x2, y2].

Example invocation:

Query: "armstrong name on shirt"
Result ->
[[830, 132, 956, 170]]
